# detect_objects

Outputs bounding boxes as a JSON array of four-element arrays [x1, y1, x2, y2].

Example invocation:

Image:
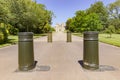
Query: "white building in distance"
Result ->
[[55, 23, 65, 32]]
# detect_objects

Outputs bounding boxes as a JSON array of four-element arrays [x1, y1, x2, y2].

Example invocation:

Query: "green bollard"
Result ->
[[67, 31, 72, 42], [48, 32, 52, 43], [83, 31, 99, 70], [18, 32, 36, 71]]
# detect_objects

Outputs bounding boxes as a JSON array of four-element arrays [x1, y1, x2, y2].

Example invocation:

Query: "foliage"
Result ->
[[99, 34, 120, 47], [108, 0, 120, 19], [104, 25, 115, 38], [8, 27, 18, 35], [0, 31, 4, 44], [66, 10, 103, 32], [87, 1, 109, 27], [43, 23, 52, 33], [50, 27, 55, 31], [66, 1, 120, 33], [0, 0, 53, 43], [107, 0, 120, 33], [65, 18, 76, 32], [0, 23, 8, 43], [0, 0, 53, 34]]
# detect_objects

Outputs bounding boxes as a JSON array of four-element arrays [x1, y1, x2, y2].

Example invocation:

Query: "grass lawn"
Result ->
[[72, 33, 83, 37], [73, 33, 120, 47], [0, 33, 47, 48], [99, 34, 120, 47]]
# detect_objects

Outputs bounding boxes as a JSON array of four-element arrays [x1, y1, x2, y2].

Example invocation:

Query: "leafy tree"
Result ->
[[43, 23, 51, 33], [0, 0, 54, 43], [0, 30, 4, 44], [105, 25, 115, 38], [73, 10, 87, 32], [108, 0, 120, 19], [87, 1, 109, 29], [0, 23, 8, 43], [66, 10, 102, 32], [107, 0, 120, 33], [3, 0, 53, 33], [85, 13, 103, 31], [66, 18, 73, 30], [0, 0, 9, 24], [8, 24, 18, 35], [0, 0, 9, 43], [50, 27, 55, 32], [65, 18, 76, 32]]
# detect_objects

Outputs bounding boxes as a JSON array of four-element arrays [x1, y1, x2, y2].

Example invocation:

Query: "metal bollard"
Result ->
[[83, 31, 99, 70], [18, 32, 36, 71], [48, 32, 52, 43], [67, 31, 72, 42]]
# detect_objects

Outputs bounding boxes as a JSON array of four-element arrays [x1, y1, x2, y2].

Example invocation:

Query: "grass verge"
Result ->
[[72, 33, 83, 37], [0, 33, 47, 48], [73, 33, 120, 47], [99, 34, 120, 47]]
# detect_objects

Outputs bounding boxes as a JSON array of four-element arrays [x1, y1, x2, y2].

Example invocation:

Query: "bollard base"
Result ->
[[67, 40, 72, 42], [47, 32, 52, 43], [19, 61, 37, 71], [83, 62, 99, 70], [67, 32, 72, 42], [48, 41, 52, 43]]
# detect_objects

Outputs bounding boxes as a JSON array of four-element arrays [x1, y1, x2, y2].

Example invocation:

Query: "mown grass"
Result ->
[[0, 33, 47, 48], [34, 33, 47, 38], [72, 33, 83, 37], [99, 34, 120, 47], [0, 35, 18, 48], [73, 33, 120, 47]]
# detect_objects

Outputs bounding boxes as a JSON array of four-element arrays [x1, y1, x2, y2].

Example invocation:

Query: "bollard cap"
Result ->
[[84, 31, 99, 40], [18, 32, 33, 41], [67, 31, 71, 33], [18, 32, 33, 36]]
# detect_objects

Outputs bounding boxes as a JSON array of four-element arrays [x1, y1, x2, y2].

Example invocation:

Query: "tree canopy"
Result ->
[[107, 0, 120, 32], [0, 0, 53, 34], [66, 1, 120, 33], [66, 10, 102, 32]]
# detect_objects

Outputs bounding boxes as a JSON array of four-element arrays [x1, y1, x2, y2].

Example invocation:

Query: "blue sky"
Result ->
[[36, 0, 116, 26]]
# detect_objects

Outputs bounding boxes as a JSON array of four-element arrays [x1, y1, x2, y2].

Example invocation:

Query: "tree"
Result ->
[[0, 0, 9, 42], [4, 0, 53, 33], [0, 0, 9, 24], [66, 18, 72, 30], [107, 0, 120, 33], [85, 13, 103, 31], [65, 10, 103, 32], [105, 25, 115, 38], [0, 23, 8, 43], [108, 0, 120, 19], [86, 1, 109, 29], [65, 18, 76, 32], [43, 23, 51, 33], [73, 10, 87, 32]]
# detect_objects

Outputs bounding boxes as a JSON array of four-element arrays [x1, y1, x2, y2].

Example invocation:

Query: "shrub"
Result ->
[[0, 27, 8, 43], [116, 29, 120, 34], [0, 32, 4, 44], [9, 27, 19, 35]]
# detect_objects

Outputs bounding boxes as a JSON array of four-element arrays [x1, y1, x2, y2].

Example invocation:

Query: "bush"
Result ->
[[50, 27, 55, 31], [9, 27, 19, 35], [0, 27, 8, 43], [0, 32, 4, 44], [116, 29, 120, 34]]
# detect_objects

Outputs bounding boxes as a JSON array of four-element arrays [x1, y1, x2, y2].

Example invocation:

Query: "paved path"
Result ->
[[0, 32, 120, 80]]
